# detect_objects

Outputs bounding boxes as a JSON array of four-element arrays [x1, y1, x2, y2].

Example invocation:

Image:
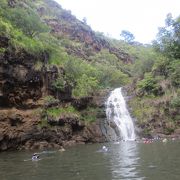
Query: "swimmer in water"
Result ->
[[32, 153, 40, 161], [102, 146, 108, 152]]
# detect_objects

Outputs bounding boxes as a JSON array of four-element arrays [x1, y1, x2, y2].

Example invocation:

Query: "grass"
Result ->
[[34, 61, 43, 70], [128, 90, 180, 135], [46, 105, 79, 118], [0, 48, 5, 54], [10, 30, 44, 55]]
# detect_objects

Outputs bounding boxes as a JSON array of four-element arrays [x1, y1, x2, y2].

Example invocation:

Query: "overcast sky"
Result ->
[[55, 0, 180, 43]]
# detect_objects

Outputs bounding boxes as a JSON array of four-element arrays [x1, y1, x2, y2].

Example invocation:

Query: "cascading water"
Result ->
[[106, 88, 135, 141]]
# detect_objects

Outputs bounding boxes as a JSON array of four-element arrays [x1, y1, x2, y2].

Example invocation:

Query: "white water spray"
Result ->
[[106, 88, 135, 141]]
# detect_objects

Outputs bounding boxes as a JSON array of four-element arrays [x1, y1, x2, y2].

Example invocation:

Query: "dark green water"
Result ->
[[0, 141, 180, 180]]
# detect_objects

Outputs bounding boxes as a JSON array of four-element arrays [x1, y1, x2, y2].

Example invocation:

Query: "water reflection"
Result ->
[[110, 141, 144, 180]]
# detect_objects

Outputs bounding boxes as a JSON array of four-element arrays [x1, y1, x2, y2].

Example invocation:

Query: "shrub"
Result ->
[[170, 96, 180, 108], [81, 107, 100, 123], [152, 56, 171, 77], [34, 61, 43, 71], [46, 106, 79, 118], [137, 73, 161, 96], [52, 76, 66, 91], [10, 29, 44, 54], [6, 7, 49, 37], [0, 48, 5, 54], [0, 18, 45, 54], [0, 18, 12, 37], [43, 96, 58, 104], [169, 60, 180, 87], [72, 74, 99, 97]]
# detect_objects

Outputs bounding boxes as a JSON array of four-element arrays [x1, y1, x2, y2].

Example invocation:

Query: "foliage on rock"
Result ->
[[126, 14, 180, 136]]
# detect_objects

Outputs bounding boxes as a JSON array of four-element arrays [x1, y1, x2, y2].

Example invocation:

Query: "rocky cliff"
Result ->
[[1, 0, 126, 151], [39, 0, 133, 63], [0, 34, 111, 151]]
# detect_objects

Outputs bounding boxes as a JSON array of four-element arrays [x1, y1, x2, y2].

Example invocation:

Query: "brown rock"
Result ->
[[175, 129, 180, 134]]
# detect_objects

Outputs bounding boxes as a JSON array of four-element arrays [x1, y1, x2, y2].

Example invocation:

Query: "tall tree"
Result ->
[[120, 30, 135, 43], [153, 13, 180, 59]]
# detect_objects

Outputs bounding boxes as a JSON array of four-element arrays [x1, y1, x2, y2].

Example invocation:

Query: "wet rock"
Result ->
[[62, 140, 76, 148]]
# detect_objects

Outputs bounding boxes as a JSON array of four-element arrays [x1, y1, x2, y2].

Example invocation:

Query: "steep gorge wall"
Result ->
[[0, 0, 133, 151], [0, 36, 108, 151], [38, 0, 133, 63]]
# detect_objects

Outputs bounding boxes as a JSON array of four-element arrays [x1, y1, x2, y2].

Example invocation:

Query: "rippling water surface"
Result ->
[[0, 141, 180, 180]]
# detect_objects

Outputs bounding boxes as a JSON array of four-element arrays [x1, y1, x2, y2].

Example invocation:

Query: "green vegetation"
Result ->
[[0, 47, 5, 54], [81, 107, 102, 123], [46, 105, 79, 118], [43, 95, 59, 104], [0, 0, 131, 99], [73, 74, 99, 97], [0, 0, 179, 132], [170, 96, 180, 108], [137, 73, 162, 96], [120, 30, 135, 43], [153, 13, 180, 59], [0, 17, 44, 55], [52, 76, 66, 91], [40, 104, 101, 126], [89, 49, 130, 87], [126, 14, 180, 135], [5, 7, 49, 37]]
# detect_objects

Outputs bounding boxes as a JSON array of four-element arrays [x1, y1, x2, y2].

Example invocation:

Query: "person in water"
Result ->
[[32, 153, 40, 160], [102, 145, 108, 152]]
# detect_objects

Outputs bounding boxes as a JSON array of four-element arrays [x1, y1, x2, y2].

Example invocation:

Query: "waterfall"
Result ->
[[106, 88, 135, 141]]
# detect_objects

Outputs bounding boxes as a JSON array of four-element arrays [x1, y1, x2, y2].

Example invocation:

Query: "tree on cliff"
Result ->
[[120, 30, 135, 43], [152, 14, 180, 88], [153, 13, 180, 59], [82, 17, 87, 24]]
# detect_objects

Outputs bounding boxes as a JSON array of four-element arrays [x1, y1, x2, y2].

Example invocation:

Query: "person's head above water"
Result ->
[[32, 153, 40, 161], [102, 146, 108, 152], [32, 153, 39, 158], [102, 146, 108, 150]]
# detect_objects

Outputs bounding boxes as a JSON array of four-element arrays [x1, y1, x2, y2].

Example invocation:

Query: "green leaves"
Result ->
[[153, 14, 180, 59], [52, 76, 66, 91], [120, 30, 135, 43], [152, 57, 180, 88], [6, 7, 49, 37], [46, 106, 78, 118], [0, 18, 44, 54], [170, 96, 180, 108], [168, 60, 180, 87], [73, 74, 99, 97], [0, 18, 12, 37], [137, 73, 161, 96]]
